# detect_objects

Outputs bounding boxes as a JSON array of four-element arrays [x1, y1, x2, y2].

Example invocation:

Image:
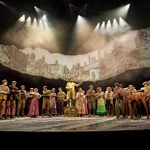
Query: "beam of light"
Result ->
[[42, 14, 47, 21], [76, 15, 86, 25], [32, 18, 38, 27], [119, 17, 130, 32], [19, 15, 25, 22], [26, 17, 31, 22], [99, 21, 105, 34], [34, 6, 45, 16], [116, 4, 130, 18], [0, 1, 7, 6], [102, 3, 131, 21], [112, 18, 119, 33], [94, 23, 100, 32], [105, 20, 112, 34], [73, 15, 93, 51], [26, 16, 32, 26]]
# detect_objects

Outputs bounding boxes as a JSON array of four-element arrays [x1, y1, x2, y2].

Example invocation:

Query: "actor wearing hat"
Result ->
[[57, 87, 66, 116], [41, 86, 51, 117], [113, 82, 125, 119], [17, 85, 27, 117], [86, 85, 96, 116], [7, 81, 19, 118], [66, 78, 82, 107], [142, 81, 150, 112], [0, 79, 10, 119]]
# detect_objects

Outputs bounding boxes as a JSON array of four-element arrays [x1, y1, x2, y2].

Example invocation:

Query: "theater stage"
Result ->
[[0, 116, 150, 132]]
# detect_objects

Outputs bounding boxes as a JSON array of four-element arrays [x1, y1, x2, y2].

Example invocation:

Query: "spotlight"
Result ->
[[0, 1, 6, 6], [100, 21, 105, 34], [119, 17, 130, 32], [26, 16, 31, 22], [117, 4, 130, 18], [76, 15, 85, 25], [34, 6, 45, 16], [124, 4, 130, 11], [105, 20, 112, 34], [33, 18, 37, 25], [94, 23, 100, 32], [19, 14, 25, 22], [42, 14, 47, 21], [112, 18, 119, 33]]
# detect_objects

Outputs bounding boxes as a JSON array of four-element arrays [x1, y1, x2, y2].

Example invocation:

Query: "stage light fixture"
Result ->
[[117, 3, 130, 18], [19, 14, 25, 22], [76, 15, 88, 26], [100, 21, 105, 34], [42, 14, 46, 20], [119, 17, 128, 27], [119, 17, 130, 32], [0, 1, 6, 6], [26, 16, 31, 22], [34, 6, 45, 17], [112, 18, 119, 33], [105, 20, 112, 34], [94, 23, 100, 32]]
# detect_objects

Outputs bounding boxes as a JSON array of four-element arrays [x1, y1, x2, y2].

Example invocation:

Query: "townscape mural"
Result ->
[[0, 28, 150, 81]]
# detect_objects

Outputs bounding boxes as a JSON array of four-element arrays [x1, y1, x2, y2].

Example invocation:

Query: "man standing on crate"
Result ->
[[66, 78, 82, 107]]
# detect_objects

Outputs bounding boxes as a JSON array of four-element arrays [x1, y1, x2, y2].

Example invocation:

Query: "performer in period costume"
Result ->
[[76, 88, 88, 117], [96, 87, 106, 116], [57, 87, 66, 116], [141, 81, 150, 111], [17, 85, 27, 117], [86, 85, 96, 117], [25, 88, 34, 115], [113, 83, 125, 119], [50, 88, 57, 116], [127, 84, 138, 119], [66, 78, 82, 107], [7, 81, 19, 118], [41, 86, 51, 117], [105, 87, 114, 116], [28, 88, 40, 117], [0, 79, 10, 119]]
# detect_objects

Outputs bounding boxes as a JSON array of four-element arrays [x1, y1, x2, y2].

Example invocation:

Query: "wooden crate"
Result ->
[[64, 107, 78, 117]]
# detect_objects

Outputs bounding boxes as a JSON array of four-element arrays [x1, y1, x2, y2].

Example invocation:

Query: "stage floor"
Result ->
[[0, 116, 150, 132]]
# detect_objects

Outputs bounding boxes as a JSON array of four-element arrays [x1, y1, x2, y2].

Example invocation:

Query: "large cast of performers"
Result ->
[[0, 78, 150, 120]]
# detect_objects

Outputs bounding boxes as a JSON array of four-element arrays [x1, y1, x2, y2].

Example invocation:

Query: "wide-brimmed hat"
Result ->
[[1, 79, 8, 84], [114, 82, 120, 86], [20, 85, 25, 88], [142, 81, 148, 85]]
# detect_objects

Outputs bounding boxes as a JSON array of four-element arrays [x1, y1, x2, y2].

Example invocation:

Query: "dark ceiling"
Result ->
[[0, 0, 150, 54], [0, 0, 150, 29]]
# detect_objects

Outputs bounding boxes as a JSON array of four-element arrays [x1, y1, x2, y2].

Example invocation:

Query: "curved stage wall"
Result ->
[[0, 27, 150, 90]]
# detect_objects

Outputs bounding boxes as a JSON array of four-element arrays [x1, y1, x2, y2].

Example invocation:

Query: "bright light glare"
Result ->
[[112, 18, 119, 33], [19, 15, 25, 22], [105, 20, 112, 34], [94, 23, 100, 31], [42, 14, 47, 21], [119, 17, 130, 32], [100, 21, 105, 34], [117, 4, 130, 18], [26, 17, 31, 22], [77, 15, 86, 25]]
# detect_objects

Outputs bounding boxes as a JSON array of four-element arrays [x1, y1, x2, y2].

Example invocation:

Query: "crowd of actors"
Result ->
[[0, 78, 150, 120]]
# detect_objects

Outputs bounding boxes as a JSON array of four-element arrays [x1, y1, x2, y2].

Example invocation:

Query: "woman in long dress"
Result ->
[[28, 88, 40, 117], [96, 87, 106, 116], [76, 88, 88, 117], [50, 88, 57, 116]]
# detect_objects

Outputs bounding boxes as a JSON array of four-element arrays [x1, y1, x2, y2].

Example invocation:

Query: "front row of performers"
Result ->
[[0, 78, 150, 120]]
